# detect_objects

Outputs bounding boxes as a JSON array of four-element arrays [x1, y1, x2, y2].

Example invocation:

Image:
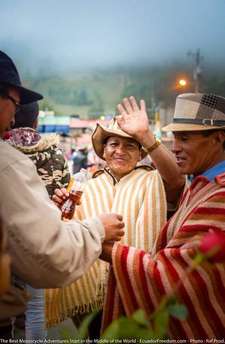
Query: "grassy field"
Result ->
[[27, 70, 127, 118]]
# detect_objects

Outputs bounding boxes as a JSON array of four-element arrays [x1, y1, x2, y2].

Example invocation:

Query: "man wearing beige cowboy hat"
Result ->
[[100, 92, 225, 339], [48, 96, 185, 334]]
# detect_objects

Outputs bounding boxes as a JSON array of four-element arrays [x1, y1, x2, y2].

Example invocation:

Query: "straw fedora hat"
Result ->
[[92, 118, 147, 160], [162, 93, 225, 132]]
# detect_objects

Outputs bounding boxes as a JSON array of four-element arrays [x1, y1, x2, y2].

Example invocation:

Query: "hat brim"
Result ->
[[5, 82, 43, 104], [14, 85, 43, 105], [92, 123, 147, 160], [162, 122, 225, 132]]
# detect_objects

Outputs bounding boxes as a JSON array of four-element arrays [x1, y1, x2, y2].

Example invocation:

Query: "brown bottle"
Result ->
[[61, 190, 83, 220], [61, 169, 90, 220]]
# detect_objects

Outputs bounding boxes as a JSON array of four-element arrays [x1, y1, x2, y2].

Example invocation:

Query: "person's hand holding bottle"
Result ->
[[52, 186, 125, 242]]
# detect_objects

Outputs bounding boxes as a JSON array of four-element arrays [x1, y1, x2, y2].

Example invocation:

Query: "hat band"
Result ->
[[173, 118, 225, 127]]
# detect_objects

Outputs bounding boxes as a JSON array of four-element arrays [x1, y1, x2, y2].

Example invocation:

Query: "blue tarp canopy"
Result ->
[[38, 115, 70, 134]]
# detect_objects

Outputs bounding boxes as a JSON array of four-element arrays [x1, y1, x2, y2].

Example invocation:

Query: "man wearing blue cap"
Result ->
[[0, 51, 124, 338]]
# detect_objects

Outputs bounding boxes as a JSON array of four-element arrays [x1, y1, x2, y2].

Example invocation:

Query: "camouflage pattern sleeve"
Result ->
[[32, 146, 71, 198]]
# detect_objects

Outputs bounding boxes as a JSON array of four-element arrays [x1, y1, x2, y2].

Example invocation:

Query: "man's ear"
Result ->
[[214, 131, 225, 145]]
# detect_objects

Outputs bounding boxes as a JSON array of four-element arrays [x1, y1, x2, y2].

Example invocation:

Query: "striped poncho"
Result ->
[[102, 174, 225, 339], [45, 166, 167, 326]]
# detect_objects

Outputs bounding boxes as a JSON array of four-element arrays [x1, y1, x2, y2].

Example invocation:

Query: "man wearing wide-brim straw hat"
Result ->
[[92, 117, 147, 160], [47, 96, 185, 334], [162, 93, 225, 176], [91, 96, 185, 197], [163, 92, 225, 132], [100, 92, 225, 339]]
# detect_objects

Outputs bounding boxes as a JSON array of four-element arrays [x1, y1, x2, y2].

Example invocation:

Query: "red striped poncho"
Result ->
[[102, 174, 225, 339]]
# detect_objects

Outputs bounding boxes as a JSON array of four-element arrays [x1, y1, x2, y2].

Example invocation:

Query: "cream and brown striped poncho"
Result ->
[[45, 166, 167, 326]]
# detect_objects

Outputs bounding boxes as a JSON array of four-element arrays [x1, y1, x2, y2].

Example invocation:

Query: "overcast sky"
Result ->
[[1, 0, 225, 71]]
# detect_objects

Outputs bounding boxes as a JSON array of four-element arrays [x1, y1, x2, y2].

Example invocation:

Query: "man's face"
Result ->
[[103, 136, 141, 180], [0, 88, 20, 137], [172, 131, 225, 176]]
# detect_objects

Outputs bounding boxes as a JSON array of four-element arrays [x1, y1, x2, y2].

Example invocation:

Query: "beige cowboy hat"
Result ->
[[162, 93, 225, 132], [92, 118, 148, 160]]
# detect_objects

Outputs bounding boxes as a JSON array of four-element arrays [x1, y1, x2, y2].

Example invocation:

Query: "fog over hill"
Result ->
[[1, 0, 225, 75], [1, 0, 225, 116]]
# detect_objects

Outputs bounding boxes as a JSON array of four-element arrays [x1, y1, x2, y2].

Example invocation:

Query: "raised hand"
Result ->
[[99, 213, 124, 241], [116, 96, 151, 143], [116, 97, 185, 205]]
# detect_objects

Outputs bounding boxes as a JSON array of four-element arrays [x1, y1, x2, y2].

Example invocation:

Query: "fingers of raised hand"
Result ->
[[122, 97, 133, 114], [129, 96, 139, 111], [117, 96, 142, 117], [140, 99, 146, 112], [117, 103, 127, 116]]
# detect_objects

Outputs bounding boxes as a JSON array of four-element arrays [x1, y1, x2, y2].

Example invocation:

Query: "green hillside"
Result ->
[[26, 70, 126, 118], [24, 64, 225, 119]]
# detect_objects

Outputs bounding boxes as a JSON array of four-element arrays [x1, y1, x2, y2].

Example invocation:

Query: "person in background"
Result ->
[[101, 93, 225, 339], [0, 50, 124, 339], [5, 102, 70, 339], [87, 147, 105, 174], [72, 146, 88, 174], [47, 97, 185, 336]]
